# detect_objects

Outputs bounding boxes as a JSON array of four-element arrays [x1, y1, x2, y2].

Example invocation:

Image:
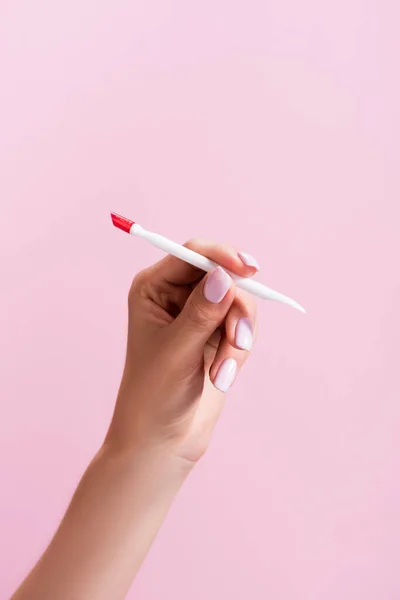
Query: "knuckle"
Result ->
[[247, 300, 257, 321], [211, 241, 238, 262], [128, 270, 148, 301], [184, 237, 210, 252], [215, 241, 233, 255]]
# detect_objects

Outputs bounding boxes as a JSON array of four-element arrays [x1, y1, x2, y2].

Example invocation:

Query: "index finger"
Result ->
[[149, 238, 260, 286]]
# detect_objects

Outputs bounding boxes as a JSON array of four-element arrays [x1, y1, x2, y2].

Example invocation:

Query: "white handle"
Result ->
[[130, 224, 305, 312]]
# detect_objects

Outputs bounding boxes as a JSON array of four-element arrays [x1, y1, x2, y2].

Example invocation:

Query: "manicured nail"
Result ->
[[214, 358, 237, 392], [238, 251, 260, 271], [235, 317, 253, 351], [203, 267, 232, 303]]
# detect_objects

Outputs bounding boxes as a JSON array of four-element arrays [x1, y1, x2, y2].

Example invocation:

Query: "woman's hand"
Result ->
[[12, 240, 259, 600], [106, 239, 258, 464]]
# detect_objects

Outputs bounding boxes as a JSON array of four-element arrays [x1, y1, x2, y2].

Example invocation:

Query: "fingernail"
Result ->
[[203, 267, 232, 303], [238, 251, 260, 271], [214, 358, 237, 393], [235, 317, 253, 351]]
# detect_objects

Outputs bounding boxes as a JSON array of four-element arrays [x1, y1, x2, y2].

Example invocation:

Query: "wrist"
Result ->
[[99, 435, 194, 489]]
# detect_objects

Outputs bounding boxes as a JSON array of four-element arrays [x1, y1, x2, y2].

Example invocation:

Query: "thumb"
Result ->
[[169, 266, 235, 358]]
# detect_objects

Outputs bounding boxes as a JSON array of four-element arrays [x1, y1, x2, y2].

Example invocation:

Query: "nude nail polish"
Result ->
[[238, 251, 260, 271], [214, 358, 237, 393], [235, 317, 253, 351], [203, 267, 232, 303]]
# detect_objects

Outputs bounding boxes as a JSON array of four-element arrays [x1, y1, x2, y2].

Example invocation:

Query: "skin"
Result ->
[[12, 239, 258, 600]]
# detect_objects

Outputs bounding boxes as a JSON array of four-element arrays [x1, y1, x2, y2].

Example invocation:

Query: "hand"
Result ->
[[106, 239, 258, 465], [11, 240, 260, 600]]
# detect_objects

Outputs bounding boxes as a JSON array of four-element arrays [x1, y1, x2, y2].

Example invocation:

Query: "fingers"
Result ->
[[168, 267, 258, 390], [209, 288, 257, 392], [209, 338, 243, 393], [168, 266, 236, 359], [225, 288, 257, 351], [149, 238, 260, 286]]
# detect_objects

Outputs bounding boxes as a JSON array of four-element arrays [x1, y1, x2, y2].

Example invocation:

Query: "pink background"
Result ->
[[1, 1, 400, 598]]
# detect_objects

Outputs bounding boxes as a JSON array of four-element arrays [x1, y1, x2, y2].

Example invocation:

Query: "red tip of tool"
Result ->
[[110, 212, 135, 233]]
